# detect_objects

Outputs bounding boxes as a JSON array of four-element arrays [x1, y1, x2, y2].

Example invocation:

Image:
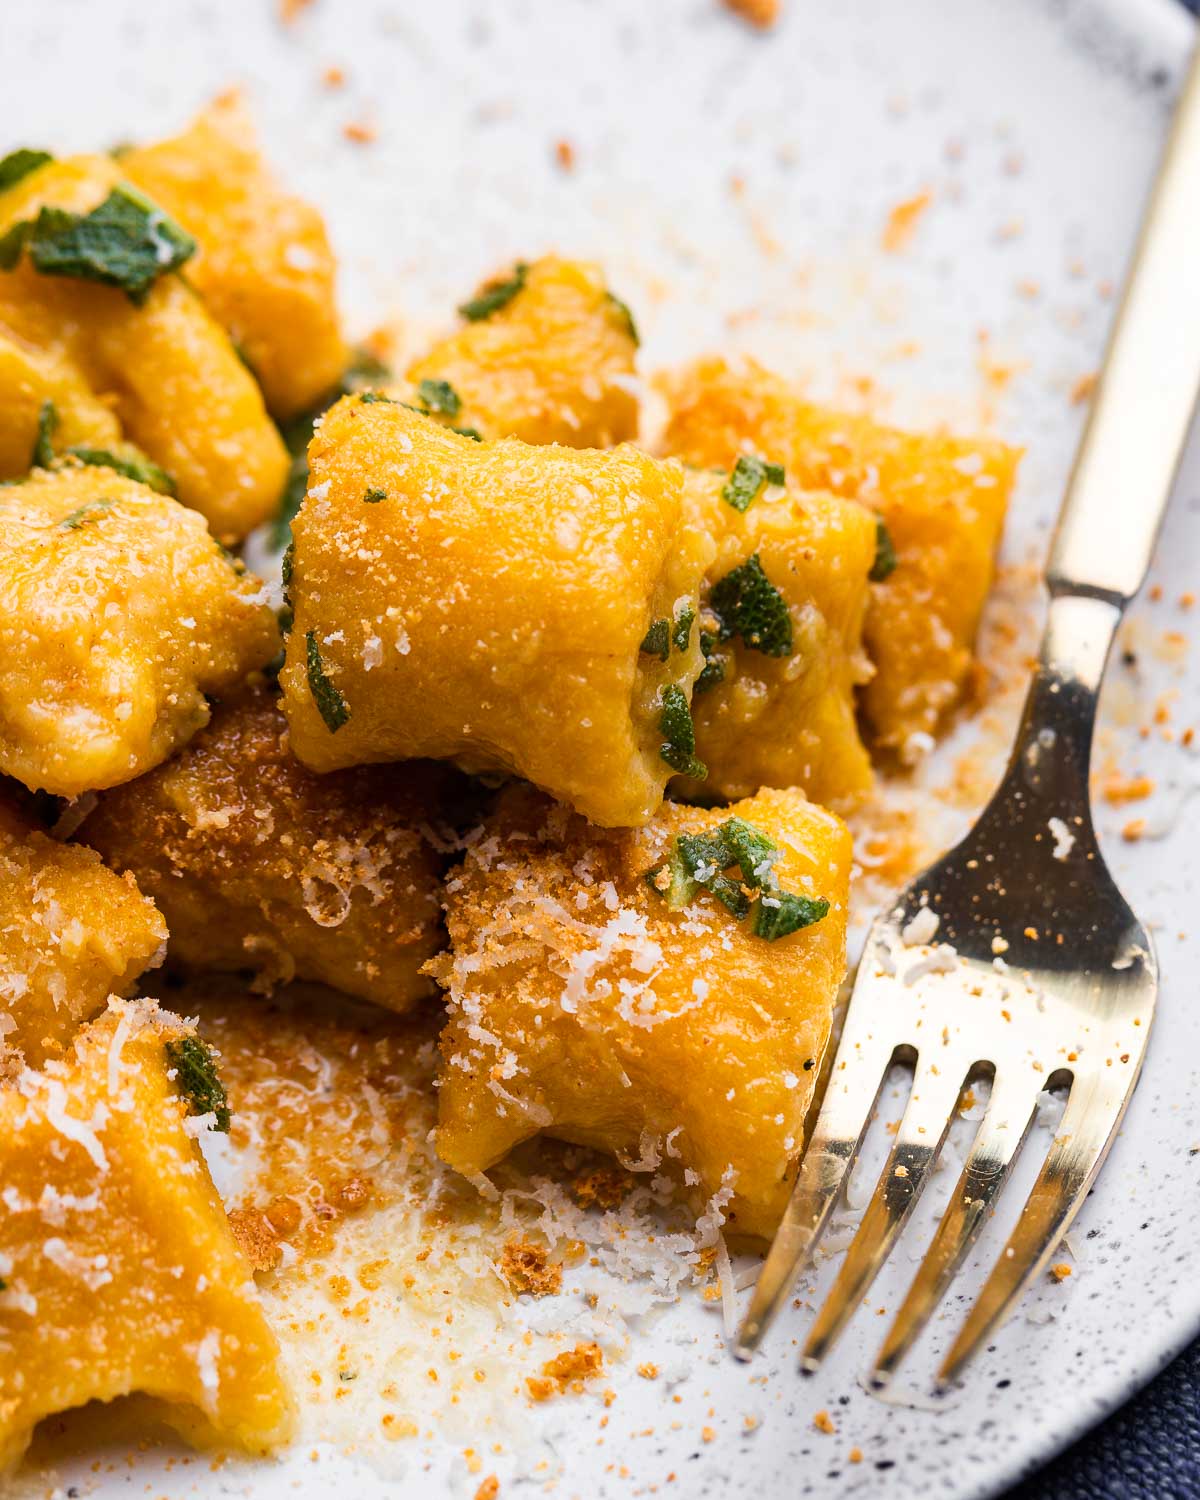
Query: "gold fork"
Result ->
[[736, 44, 1200, 1387]]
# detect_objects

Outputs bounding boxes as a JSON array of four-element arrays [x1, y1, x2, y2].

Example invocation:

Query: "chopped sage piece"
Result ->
[[870, 517, 898, 582], [305, 630, 350, 733], [458, 262, 529, 321]]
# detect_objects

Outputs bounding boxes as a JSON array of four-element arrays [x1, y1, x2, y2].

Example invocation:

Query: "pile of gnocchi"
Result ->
[[0, 95, 1018, 1466]]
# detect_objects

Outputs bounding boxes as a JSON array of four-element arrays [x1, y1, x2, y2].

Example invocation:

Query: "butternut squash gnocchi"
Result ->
[[430, 784, 852, 1239], [681, 466, 877, 808], [0, 1000, 293, 1470], [0, 153, 288, 540], [663, 357, 1020, 754], [280, 397, 713, 827], [0, 468, 278, 797], [408, 256, 639, 447], [122, 93, 348, 421], [0, 798, 165, 1070], [84, 688, 453, 1011]]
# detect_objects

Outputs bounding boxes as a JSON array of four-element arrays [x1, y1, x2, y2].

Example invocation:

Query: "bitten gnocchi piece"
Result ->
[[663, 358, 1020, 754], [429, 785, 851, 1239], [0, 469, 279, 797], [0, 1000, 294, 1471], [84, 688, 452, 1011], [280, 398, 712, 828], [0, 798, 165, 1069], [122, 93, 348, 421], [0, 153, 289, 540], [407, 257, 639, 447], [682, 466, 876, 808]]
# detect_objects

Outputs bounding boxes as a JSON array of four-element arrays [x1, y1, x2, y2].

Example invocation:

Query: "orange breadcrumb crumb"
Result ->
[[849, 1447, 864, 1464], [526, 1342, 604, 1401], [814, 1410, 837, 1435], [637, 1363, 659, 1380], [1069, 372, 1098, 405], [554, 140, 575, 171], [227, 1207, 282, 1273], [475, 1479, 500, 1500], [323, 65, 346, 88], [343, 120, 377, 145], [1101, 772, 1154, 806], [498, 1238, 563, 1298], [882, 190, 932, 252], [1121, 819, 1147, 843], [280, 0, 314, 21], [571, 1165, 633, 1211], [1050, 1263, 1073, 1282], [722, 0, 780, 27]]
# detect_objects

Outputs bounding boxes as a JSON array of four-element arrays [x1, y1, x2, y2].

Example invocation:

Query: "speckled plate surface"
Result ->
[[4, 0, 1198, 1496]]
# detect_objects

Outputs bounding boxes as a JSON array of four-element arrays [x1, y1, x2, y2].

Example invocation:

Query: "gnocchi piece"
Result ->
[[123, 93, 348, 421], [0, 999, 294, 1471], [430, 784, 851, 1240], [0, 154, 289, 540], [280, 398, 713, 828], [663, 358, 1020, 753], [0, 798, 166, 1070], [682, 467, 877, 808], [84, 688, 452, 1012], [407, 257, 639, 447], [0, 330, 122, 481], [0, 468, 279, 798]]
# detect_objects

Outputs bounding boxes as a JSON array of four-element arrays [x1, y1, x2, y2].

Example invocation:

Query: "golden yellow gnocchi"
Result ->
[[408, 256, 639, 447], [0, 1000, 293, 1470], [0, 329, 123, 479], [280, 397, 712, 828], [0, 797, 165, 1070], [430, 784, 851, 1239], [0, 468, 278, 797], [681, 466, 876, 808], [0, 153, 289, 540], [663, 357, 1020, 753], [123, 93, 348, 421], [84, 688, 453, 1011]]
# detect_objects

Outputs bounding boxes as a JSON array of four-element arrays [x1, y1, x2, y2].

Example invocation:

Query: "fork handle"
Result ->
[[1048, 45, 1200, 607]]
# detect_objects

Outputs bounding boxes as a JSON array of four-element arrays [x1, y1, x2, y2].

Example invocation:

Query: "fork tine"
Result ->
[[937, 1060, 1140, 1387], [800, 1055, 969, 1370], [734, 1009, 899, 1359], [871, 1071, 1041, 1384]]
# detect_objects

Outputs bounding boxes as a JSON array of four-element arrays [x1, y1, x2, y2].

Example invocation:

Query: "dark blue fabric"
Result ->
[[1003, 5, 1199, 1492], [1002, 1337, 1200, 1499]]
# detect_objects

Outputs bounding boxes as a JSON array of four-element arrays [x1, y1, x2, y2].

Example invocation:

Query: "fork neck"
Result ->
[[1005, 590, 1123, 811]]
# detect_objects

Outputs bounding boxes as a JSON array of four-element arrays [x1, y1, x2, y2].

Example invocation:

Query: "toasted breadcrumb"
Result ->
[[1050, 1262, 1073, 1282], [280, 0, 314, 21], [1069, 372, 1098, 405], [571, 1165, 634, 1211], [637, 1363, 659, 1379], [227, 1207, 283, 1273], [323, 65, 346, 88], [498, 1238, 563, 1298], [882, 190, 932, 252], [526, 1342, 604, 1401], [814, 1409, 837, 1434], [849, 1447, 863, 1463], [554, 140, 575, 171], [475, 1479, 500, 1500], [1101, 772, 1154, 805], [343, 120, 377, 144], [722, 0, 779, 26]]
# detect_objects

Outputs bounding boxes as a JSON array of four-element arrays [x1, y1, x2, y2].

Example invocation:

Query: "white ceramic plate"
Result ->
[[4, 1, 1198, 1496]]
